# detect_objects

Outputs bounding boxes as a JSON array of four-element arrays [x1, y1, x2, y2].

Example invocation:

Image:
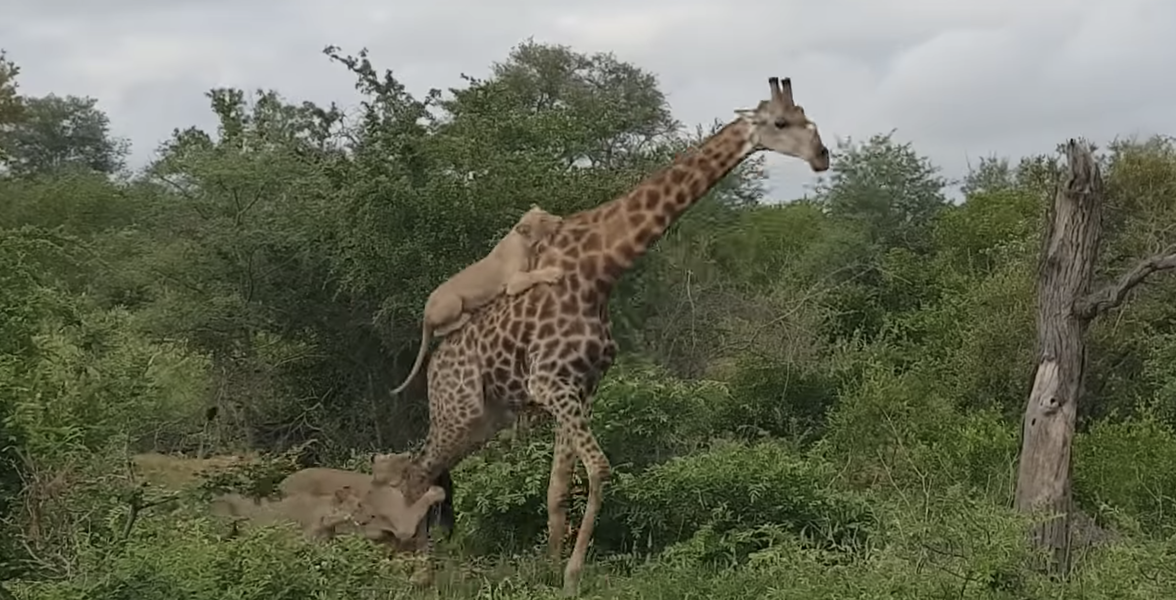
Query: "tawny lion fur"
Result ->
[[211, 458, 445, 544], [390, 205, 564, 395]]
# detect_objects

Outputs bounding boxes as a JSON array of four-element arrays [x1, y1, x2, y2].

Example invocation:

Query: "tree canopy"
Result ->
[[3, 42, 1176, 599]]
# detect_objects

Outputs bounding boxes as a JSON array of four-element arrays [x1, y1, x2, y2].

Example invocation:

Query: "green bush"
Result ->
[[1074, 410, 1176, 536], [11, 508, 420, 600], [11, 302, 210, 463], [610, 440, 873, 561], [719, 356, 841, 443], [821, 362, 1018, 499]]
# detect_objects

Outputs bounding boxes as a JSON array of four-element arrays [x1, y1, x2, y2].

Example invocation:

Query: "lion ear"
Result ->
[[515, 222, 533, 237], [333, 486, 353, 504]]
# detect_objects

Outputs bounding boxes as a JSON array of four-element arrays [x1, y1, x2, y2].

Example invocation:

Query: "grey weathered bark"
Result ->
[[1014, 139, 1176, 574]]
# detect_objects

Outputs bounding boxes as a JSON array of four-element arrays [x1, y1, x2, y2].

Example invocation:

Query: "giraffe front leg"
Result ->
[[547, 428, 576, 562], [404, 519, 436, 587]]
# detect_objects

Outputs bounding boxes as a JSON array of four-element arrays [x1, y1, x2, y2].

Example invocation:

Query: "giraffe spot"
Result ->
[[560, 296, 578, 314], [691, 178, 708, 197], [563, 244, 581, 259], [573, 358, 596, 377], [509, 320, 523, 339], [579, 257, 599, 281], [634, 228, 653, 247], [494, 367, 510, 382], [584, 340, 603, 362], [538, 295, 557, 320], [543, 338, 561, 355], [537, 322, 556, 339], [602, 255, 625, 280], [674, 189, 689, 205], [655, 212, 671, 229], [563, 319, 586, 337], [582, 232, 602, 252], [567, 226, 588, 244], [643, 188, 662, 210], [669, 168, 687, 185], [601, 204, 619, 220], [561, 257, 577, 273], [626, 212, 645, 229]]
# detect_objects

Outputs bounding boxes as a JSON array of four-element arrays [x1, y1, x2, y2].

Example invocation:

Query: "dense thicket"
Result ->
[[2, 42, 1175, 599]]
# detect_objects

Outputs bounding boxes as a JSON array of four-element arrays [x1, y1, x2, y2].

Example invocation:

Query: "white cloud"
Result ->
[[1, 0, 1173, 201]]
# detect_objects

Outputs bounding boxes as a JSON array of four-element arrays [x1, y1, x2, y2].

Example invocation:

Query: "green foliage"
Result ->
[[1, 94, 128, 177], [0, 49, 23, 137], [11, 301, 210, 462], [613, 441, 872, 561], [11, 510, 419, 600], [815, 132, 949, 254], [5, 37, 1176, 600], [1074, 411, 1176, 536]]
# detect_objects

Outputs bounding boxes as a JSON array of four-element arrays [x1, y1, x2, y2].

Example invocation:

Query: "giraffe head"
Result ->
[[735, 77, 829, 172]]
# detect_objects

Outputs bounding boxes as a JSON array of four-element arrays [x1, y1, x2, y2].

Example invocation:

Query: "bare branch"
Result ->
[[1076, 249, 1176, 319]]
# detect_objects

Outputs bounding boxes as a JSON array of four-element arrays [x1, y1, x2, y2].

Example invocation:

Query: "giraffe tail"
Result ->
[[391, 323, 432, 395]]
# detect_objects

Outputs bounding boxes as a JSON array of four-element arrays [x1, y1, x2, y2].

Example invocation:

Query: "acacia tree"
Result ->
[[1, 93, 128, 177], [0, 50, 24, 167], [1016, 139, 1176, 573]]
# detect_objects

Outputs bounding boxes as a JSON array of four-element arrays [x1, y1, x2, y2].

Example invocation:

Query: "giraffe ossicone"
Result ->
[[389, 75, 829, 596]]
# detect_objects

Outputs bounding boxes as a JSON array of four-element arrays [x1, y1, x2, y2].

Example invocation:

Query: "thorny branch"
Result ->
[[1075, 249, 1176, 319]]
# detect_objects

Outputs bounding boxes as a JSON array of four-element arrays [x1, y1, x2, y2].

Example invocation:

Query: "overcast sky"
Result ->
[[2, 0, 1173, 201]]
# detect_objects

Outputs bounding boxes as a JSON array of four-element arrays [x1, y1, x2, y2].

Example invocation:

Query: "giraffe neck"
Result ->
[[572, 118, 756, 286]]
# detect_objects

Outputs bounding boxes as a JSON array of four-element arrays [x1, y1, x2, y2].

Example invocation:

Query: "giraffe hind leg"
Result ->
[[547, 428, 576, 561], [529, 378, 610, 597]]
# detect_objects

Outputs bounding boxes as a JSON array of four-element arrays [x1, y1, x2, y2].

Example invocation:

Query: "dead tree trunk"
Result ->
[[1014, 139, 1176, 574], [1013, 139, 1102, 573]]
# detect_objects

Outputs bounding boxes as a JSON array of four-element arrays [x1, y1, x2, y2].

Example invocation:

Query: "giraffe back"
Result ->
[[426, 221, 618, 418]]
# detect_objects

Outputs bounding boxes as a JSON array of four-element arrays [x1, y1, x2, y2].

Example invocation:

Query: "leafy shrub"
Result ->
[[11, 302, 210, 463], [590, 362, 722, 469], [1074, 410, 1176, 536], [822, 362, 1018, 499], [719, 356, 840, 443], [11, 508, 420, 600], [610, 440, 873, 561]]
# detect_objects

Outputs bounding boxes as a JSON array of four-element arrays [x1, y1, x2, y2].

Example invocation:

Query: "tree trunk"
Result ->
[[1013, 139, 1103, 575]]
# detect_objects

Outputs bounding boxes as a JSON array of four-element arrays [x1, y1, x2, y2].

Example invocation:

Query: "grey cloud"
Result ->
[[2, 0, 1173, 201]]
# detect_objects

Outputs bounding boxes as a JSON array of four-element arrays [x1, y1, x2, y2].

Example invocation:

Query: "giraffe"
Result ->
[[395, 76, 829, 596]]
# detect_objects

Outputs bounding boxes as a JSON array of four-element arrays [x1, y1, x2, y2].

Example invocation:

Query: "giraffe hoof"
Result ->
[[561, 569, 581, 597], [561, 580, 580, 598]]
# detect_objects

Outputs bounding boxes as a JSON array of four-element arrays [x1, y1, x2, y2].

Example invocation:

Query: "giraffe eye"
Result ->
[[774, 117, 789, 129]]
